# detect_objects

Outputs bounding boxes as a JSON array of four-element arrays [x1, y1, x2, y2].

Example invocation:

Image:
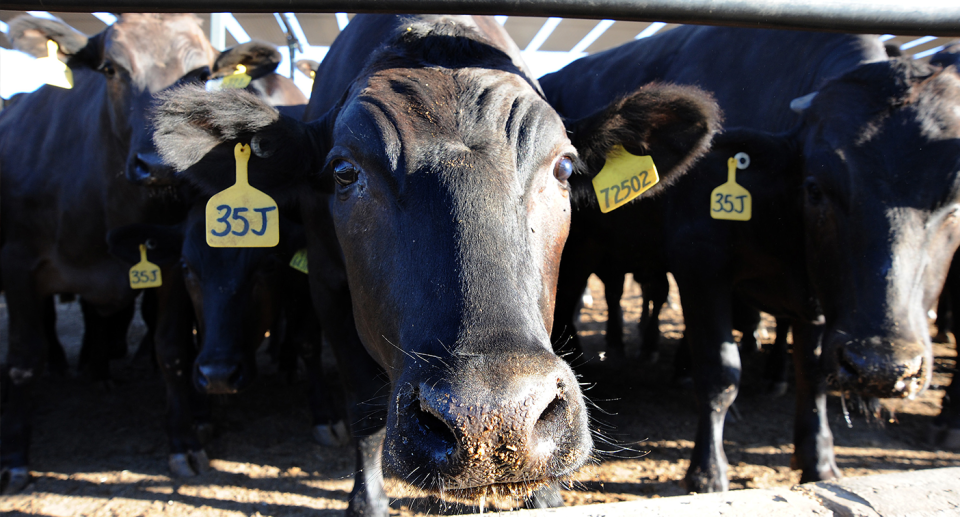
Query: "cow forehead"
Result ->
[[804, 65, 960, 206], [106, 14, 215, 93], [342, 66, 567, 187]]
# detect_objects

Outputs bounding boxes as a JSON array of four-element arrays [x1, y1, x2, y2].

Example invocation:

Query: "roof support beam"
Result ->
[[3, 0, 958, 36]]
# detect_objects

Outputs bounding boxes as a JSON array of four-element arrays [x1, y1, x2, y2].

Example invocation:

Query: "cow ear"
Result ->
[[152, 85, 328, 201], [107, 224, 184, 266], [213, 40, 282, 80], [8, 15, 88, 59], [565, 83, 721, 195]]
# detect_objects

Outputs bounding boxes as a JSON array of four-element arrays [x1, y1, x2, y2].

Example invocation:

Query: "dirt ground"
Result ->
[[1, 274, 959, 516]]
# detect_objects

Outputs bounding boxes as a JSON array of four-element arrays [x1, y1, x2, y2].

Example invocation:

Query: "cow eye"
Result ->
[[804, 177, 823, 205], [98, 61, 117, 78], [554, 156, 574, 182], [332, 160, 360, 187]]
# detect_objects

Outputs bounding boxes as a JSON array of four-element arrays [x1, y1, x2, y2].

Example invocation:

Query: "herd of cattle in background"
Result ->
[[0, 11, 959, 515]]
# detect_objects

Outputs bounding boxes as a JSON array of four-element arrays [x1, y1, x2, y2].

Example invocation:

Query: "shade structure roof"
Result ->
[[0, 11, 953, 64]]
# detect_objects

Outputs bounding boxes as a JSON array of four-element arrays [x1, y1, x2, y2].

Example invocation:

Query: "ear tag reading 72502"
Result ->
[[221, 64, 253, 89], [206, 143, 279, 247], [592, 145, 659, 213], [36, 40, 74, 89], [289, 248, 308, 274], [710, 152, 752, 221], [129, 244, 162, 289]]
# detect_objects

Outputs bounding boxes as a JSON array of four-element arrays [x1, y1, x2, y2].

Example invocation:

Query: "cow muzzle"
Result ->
[[832, 336, 930, 399], [127, 152, 178, 186], [193, 362, 254, 395], [383, 351, 592, 499]]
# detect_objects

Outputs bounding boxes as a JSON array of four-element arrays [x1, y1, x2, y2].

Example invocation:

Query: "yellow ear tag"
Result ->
[[592, 145, 659, 213], [129, 244, 162, 289], [221, 64, 252, 89], [206, 143, 279, 247], [710, 153, 752, 221], [36, 40, 74, 89], [289, 248, 308, 274]]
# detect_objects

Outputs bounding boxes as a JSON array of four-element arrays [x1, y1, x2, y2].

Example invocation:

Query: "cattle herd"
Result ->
[[1, 12, 959, 516]]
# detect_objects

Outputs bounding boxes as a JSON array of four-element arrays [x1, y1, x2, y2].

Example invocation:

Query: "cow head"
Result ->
[[9, 14, 216, 187], [792, 59, 960, 398], [107, 207, 304, 394], [153, 17, 718, 499]]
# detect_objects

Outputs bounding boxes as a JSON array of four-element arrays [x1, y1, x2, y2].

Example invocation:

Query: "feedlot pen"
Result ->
[[1, 274, 958, 516]]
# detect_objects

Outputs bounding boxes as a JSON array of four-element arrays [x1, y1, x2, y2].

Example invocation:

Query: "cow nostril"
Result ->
[[409, 391, 457, 459], [536, 394, 567, 426]]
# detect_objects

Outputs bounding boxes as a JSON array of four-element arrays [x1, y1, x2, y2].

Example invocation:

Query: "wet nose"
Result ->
[[195, 363, 246, 394], [836, 337, 928, 398], [385, 352, 591, 493], [129, 152, 176, 185]]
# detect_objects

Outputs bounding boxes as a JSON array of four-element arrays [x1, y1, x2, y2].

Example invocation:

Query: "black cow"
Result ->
[[541, 26, 960, 492], [106, 204, 345, 475], [0, 14, 217, 493], [152, 14, 719, 515]]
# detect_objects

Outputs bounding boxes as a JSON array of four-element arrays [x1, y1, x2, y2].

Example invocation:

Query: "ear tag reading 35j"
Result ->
[[36, 40, 74, 89], [289, 248, 309, 274], [206, 143, 279, 248], [710, 152, 752, 221], [592, 145, 659, 213], [129, 244, 162, 289], [221, 64, 252, 89]]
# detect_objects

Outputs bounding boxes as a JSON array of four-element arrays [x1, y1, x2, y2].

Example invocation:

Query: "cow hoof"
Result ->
[[0, 467, 30, 494], [313, 420, 350, 447], [168, 450, 210, 477], [195, 423, 215, 445], [682, 471, 727, 494], [767, 382, 789, 398]]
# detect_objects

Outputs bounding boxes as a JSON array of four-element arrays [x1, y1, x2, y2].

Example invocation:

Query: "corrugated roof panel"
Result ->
[[503, 16, 550, 50], [232, 13, 287, 47], [50, 12, 106, 35], [585, 21, 659, 53], [0, 10, 28, 23], [294, 13, 340, 46], [540, 18, 600, 52]]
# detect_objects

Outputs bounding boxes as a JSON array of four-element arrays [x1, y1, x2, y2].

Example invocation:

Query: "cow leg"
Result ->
[[320, 289, 389, 517], [0, 253, 49, 493], [639, 274, 669, 363], [731, 300, 762, 355], [153, 269, 209, 477], [931, 374, 960, 449], [43, 296, 69, 376], [550, 253, 594, 360], [676, 279, 739, 493], [525, 483, 565, 508], [295, 306, 347, 447], [133, 290, 158, 368], [598, 270, 626, 361], [790, 319, 839, 482], [77, 298, 134, 382], [764, 318, 791, 397]]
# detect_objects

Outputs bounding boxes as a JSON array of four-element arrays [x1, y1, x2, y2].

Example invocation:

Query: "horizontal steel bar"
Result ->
[[4, 0, 959, 36]]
